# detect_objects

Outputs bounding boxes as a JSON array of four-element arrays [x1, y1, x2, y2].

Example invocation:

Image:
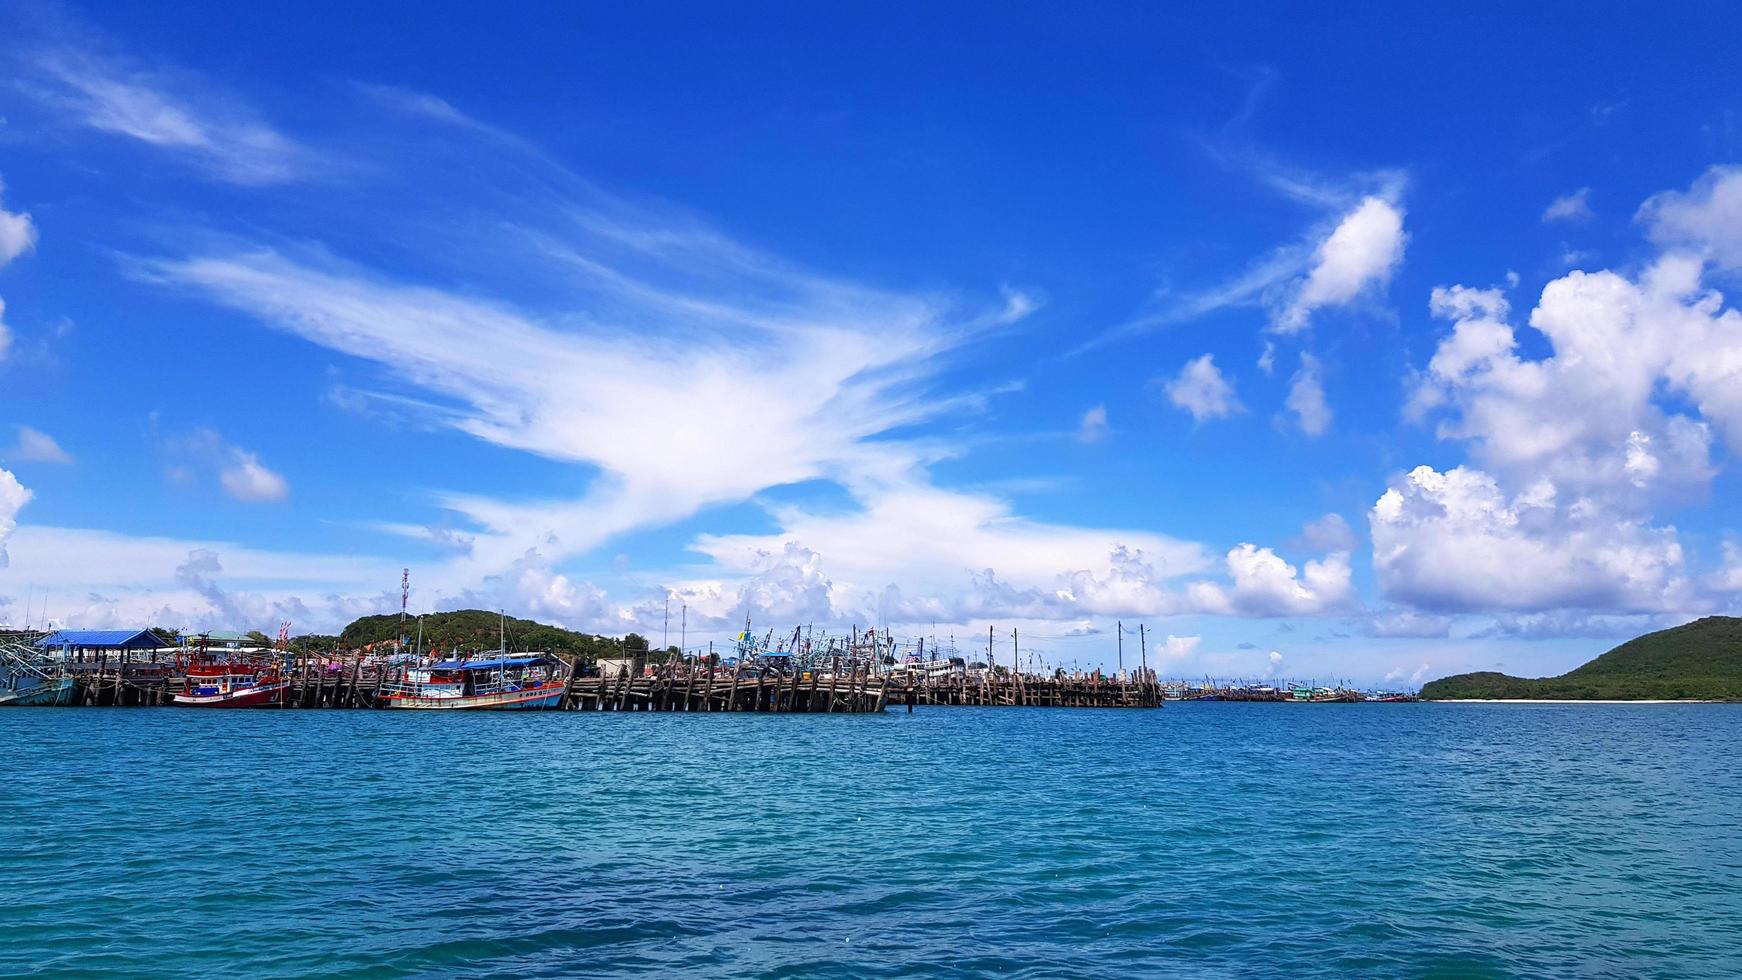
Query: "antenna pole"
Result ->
[[1140, 624, 1148, 690], [398, 568, 410, 654]]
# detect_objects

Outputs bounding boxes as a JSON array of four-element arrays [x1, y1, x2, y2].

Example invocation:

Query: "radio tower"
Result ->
[[399, 568, 411, 651]]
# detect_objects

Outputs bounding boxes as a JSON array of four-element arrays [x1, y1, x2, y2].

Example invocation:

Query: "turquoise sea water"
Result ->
[[4, 704, 1739, 978]]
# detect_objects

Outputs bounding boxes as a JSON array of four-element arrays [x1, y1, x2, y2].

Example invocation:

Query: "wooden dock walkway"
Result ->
[[51, 657, 1164, 711]]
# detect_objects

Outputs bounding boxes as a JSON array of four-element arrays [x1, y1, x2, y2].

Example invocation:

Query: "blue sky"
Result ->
[[2, 2, 1740, 683]]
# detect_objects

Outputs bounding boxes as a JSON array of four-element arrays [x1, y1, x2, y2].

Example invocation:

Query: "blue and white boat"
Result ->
[[381, 655, 567, 709], [0, 639, 76, 707]]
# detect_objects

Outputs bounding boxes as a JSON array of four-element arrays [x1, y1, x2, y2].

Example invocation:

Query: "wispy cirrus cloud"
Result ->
[[1081, 158, 1407, 352], [9, 426, 72, 464], [14, 41, 309, 185]]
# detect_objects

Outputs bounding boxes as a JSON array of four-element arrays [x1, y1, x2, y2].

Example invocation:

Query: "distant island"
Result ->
[[1422, 616, 1742, 701]]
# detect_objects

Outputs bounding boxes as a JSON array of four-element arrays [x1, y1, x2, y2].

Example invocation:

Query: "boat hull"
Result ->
[[173, 681, 290, 707], [383, 684, 565, 710], [0, 675, 76, 707]]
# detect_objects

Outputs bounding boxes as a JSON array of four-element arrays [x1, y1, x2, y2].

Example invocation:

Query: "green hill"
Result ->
[[1422, 616, 1742, 700], [332, 609, 661, 660]]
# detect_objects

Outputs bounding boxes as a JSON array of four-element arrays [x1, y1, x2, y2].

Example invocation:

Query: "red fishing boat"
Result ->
[[173, 640, 290, 707]]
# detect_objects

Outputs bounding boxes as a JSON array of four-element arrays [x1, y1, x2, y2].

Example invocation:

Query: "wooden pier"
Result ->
[[49, 656, 1164, 711]]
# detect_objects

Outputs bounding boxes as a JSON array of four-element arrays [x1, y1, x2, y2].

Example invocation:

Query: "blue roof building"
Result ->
[[36, 629, 166, 650]]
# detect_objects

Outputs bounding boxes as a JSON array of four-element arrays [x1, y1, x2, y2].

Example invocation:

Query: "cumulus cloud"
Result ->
[[0, 179, 38, 267], [219, 450, 289, 503], [1160, 634, 1201, 658], [0, 466, 31, 567], [1265, 650, 1284, 678], [1276, 196, 1407, 333], [1296, 513, 1357, 553], [1383, 662, 1433, 685], [162, 428, 289, 503], [1191, 543, 1354, 617], [1638, 165, 1742, 270], [1409, 259, 1738, 502], [1706, 542, 1742, 604], [1088, 169, 1407, 350], [1165, 354, 1242, 422], [11, 426, 72, 464], [1285, 352, 1331, 435], [1, 523, 403, 632], [1369, 464, 1693, 614], [1076, 404, 1109, 443], [1389, 166, 1742, 622], [1542, 187, 1593, 223]]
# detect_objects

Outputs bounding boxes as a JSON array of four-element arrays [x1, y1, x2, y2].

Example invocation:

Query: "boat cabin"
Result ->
[[413, 656, 557, 698]]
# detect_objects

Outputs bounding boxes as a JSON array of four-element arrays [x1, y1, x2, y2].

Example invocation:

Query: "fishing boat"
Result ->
[[173, 640, 290, 707], [380, 610, 567, 709], [0, 639, 76, 707], [380, 655, 567, 709]]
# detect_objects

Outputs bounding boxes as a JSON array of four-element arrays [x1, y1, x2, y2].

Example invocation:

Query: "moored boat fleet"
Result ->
[[1, 619, 1418, 710], [1158, 681, 1419, 702]]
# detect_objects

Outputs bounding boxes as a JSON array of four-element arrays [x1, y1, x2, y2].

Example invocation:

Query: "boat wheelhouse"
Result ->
[[0, 639, 75, 707], [173, 657, 289, 707], [381, 655, 566, 710]]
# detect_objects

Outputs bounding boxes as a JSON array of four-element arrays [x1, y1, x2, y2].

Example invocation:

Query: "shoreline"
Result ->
[[1432, 698, 1730, 704]]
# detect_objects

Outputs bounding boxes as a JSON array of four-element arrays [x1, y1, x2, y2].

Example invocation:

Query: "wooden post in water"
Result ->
[[726, 659, 744, 712], [704, 645, 718, 712], [1139, 624, 1149, 707]]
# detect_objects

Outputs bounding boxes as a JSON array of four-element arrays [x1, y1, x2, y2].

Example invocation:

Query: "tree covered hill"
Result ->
[[333, 609, 659, 659], [1422, 616, 1742, 700]]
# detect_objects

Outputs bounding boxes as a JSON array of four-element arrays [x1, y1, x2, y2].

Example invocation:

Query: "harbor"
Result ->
[[2, 621, 1420, 712]]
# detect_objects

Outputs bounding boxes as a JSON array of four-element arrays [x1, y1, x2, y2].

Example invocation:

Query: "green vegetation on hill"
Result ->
[[331, 609, 673, 661], [1422, 616, 1742, 700]]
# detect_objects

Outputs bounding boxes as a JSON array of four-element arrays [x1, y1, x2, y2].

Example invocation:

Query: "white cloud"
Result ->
[[0, 178, 38, 267], [1076, 404, 1109, 443], [24, 48, 305, 185], [1296, 513, 1357, 553], [1285, 352, 1331, 435], [1276, 196, 1407, 333], [1160, 634, 1201, 658], [1410, 259, 1739, 502], [1369, 464, 1693, 614], [1191, 543, 1354, 616], [0, 524, 400, 632], [160, 427, 291, 503], [1383, 662, 1434, 685], [1638, 165, 1742, 270], [0, 466, 31, 568], [1542, 187, 1593, 223], [1165, 354, 1242, 422], [1265, 650, 1284, 677], [11, 426, 72, 464], [0, 178, 39, 363], [219, 450, 289, 503], [1714, 541, 1742, 595], [1385, 168, 1742, 619], [692, 478, 1216, 626], [1367, 610, 1454, 638], [1087, 169, 1407, 350]]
